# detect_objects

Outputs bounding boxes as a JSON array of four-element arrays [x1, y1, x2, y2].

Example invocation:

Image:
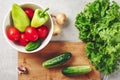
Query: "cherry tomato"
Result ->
[[19, 33, 29, 46], [24, 8, 34, 20], [25, 27, 38, 41], [7, 27, 20, 42], [37, 25, 49, 39]]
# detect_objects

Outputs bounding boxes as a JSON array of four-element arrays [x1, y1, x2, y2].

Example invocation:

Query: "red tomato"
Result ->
[[24, 8, 34, 20], [19, 33, 29, 46], [37, 25, 49, 39], [7, 27, 20, 42], [25, 27, 38, 41]]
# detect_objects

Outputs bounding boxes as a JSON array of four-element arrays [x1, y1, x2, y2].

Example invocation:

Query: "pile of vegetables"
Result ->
[[7, 4, 49, 51], [75, 0, 120, 74]]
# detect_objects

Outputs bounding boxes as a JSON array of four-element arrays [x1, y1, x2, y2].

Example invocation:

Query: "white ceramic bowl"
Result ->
[[3, 3, 53, 53]]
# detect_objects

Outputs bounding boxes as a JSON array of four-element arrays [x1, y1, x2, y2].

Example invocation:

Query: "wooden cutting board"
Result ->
[[18, 42, 100, 80]]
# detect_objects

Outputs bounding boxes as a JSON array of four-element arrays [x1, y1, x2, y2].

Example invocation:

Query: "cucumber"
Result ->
[[25, 39, 41, 51], [62, 66, 91, 76], [42, 52, 72, 68]]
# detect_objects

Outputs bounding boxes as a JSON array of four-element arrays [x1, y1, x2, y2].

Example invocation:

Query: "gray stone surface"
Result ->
[[0, 0, 120, 80]]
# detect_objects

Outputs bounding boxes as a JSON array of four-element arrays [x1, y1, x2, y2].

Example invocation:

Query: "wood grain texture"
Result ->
[[18, 42, 100, 80]]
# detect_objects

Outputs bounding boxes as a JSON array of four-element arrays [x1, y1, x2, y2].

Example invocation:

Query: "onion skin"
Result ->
[[53, 23, 61, 36], [51, 13, 67, 25]]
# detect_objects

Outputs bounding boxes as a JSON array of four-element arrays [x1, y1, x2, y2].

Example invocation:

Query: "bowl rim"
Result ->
[[3, 2, 54, 53]]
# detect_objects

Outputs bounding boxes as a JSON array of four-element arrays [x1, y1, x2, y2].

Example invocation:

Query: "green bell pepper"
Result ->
[[12, 4, 30, 32], [31, 8, 49, 28]]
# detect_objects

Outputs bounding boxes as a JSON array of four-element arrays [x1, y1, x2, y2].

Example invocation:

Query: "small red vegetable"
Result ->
[[25, 27, 38, 41], [24, 8, 34, 20], [7, 27, 20, 42], [37, 25, 49, 39], [19, 33, 29, 46]]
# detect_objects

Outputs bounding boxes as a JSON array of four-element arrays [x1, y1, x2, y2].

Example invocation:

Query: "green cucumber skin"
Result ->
[[62, 66, 91, 76], [25, 39, 41, 51], [42, 52, 72, 68]]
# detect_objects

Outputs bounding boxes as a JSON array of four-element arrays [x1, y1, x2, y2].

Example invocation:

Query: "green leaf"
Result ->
[[75, 0, 120, 75]]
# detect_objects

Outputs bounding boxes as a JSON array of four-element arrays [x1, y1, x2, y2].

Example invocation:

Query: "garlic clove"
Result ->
[[18, 65, 28, 74]]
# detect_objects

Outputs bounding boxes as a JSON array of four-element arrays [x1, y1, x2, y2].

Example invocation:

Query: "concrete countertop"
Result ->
[[0, 0, 120, 80]]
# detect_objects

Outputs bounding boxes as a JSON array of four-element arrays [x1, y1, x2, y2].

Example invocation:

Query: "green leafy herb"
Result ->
[[75, 0, 120, 74]]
